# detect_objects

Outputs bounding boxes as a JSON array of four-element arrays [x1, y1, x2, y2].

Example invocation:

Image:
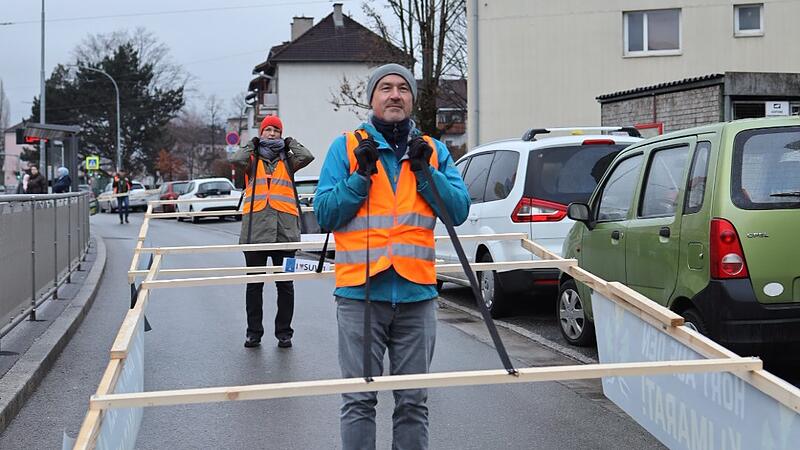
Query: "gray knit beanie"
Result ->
[[365, 63, 417, 105]]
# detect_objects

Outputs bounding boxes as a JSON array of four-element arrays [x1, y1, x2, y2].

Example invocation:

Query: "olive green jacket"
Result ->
[[228, 137, 314, 244]]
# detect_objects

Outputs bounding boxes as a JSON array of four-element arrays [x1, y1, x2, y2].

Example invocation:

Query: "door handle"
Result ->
[[611, 230, 621, 240], [468, 215, 479, 223], [659, 227, 671, 238]]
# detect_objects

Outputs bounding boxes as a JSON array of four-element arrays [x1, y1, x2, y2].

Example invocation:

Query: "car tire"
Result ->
[[478, 253, 510, 319], [681, 308, 709, 336], [191, 206, 200, 224], [436, 279, 444, 295], [557, 279, 595, 347]]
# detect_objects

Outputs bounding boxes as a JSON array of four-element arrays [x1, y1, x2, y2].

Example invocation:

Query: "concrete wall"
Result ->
[[277, 62, 373, 176], [469, 0, 800, 147], [601, 84, 722, 133]]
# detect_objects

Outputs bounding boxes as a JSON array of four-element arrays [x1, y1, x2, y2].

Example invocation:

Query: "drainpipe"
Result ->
[[468, 0, 479, 149]]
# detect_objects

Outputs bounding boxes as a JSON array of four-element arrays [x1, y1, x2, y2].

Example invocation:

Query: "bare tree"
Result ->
[[73, 28, 190, 92], [331, 0, 466, 137]]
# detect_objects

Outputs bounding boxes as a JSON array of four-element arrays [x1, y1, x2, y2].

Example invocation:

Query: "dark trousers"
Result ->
[[244, 250, 295, 341], [118, 195, 129, 220]]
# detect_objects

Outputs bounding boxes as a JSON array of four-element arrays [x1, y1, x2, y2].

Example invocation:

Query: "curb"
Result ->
[[0, 234, 107, 433], [436, 297, 597, 365]]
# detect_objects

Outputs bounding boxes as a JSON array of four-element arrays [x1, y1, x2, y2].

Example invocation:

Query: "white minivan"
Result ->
[[435, 127, 642, 317]]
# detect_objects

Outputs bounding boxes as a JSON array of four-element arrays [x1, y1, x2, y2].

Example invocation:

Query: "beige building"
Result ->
[[468, 0, 800, 148]]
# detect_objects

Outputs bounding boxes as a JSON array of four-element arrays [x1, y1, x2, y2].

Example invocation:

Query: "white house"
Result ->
[[245, 3, 410, 176]]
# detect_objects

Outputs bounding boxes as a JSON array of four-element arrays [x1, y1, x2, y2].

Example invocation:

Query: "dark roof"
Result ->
[[256, 13, 410, 67], [596, 74, 725, 103], [436, 79, 467, 109]]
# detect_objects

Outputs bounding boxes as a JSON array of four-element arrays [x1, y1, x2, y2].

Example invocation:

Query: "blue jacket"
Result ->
[[315, 122, 470, 304]]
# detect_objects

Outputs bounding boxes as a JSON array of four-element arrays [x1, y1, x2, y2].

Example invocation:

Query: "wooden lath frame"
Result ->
[[76, 199, 800, 449]]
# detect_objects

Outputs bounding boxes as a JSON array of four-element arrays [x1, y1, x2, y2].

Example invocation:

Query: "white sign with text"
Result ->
[[592, 291, 799, 450]]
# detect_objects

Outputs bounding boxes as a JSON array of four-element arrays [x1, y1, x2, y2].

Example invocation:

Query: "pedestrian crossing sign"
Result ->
[[85, 156, 100, 171]]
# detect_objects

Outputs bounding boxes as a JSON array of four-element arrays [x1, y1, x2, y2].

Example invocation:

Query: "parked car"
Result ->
[[435, 127, 642, 317], [157, 180, 190, 213], [176, 178, 241, 223], [293, 175, 322, 234], [98, 180, 148, 213], [560, 117, 800, 360]]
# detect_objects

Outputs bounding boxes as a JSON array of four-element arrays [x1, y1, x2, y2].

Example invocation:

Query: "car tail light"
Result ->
[[582, 139, 615, 145], [511, 197, 567, 223], [710, 218, 749, 279]]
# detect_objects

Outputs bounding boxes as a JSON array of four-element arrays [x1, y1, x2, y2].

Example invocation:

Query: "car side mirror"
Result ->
[[567, 202, 592, 225]]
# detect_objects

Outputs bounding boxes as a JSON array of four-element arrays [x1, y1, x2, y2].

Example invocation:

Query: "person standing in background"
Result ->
[[113, 171, 132, 224], [228, 115, 314, 349], [26, 165, 47, 194], [53, 167, 72, 193]]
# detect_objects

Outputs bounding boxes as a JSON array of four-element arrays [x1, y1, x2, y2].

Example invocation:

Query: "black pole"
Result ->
[[362, 174, 373, 382], [419, 166, 517, 375]]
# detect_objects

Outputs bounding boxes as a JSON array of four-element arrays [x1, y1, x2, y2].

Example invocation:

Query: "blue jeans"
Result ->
[[336, 297, 437, 450], [118, 195, 129, 221]]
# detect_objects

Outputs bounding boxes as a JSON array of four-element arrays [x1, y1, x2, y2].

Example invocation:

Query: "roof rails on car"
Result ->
[[521, 126, 642, 141]]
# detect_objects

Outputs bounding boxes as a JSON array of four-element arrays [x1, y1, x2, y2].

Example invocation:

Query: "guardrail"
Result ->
[[0, 192, 91, 349]]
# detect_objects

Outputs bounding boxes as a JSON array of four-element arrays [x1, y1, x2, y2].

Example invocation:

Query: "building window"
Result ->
[[624, 9, 681, 56], [734, 4, 763, 36]]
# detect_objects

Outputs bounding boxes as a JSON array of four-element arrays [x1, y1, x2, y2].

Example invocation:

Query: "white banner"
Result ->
[[592, 292, 799, 450]]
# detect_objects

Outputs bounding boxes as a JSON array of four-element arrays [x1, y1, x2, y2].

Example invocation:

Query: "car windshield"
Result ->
[[732, 126, 800, 210], [295, 181, 317, 196], [524, 144, 628, 205]]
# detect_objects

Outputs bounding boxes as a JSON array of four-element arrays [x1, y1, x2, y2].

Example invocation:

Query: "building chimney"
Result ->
[[333, 3, 344, 28], [291, 16, 313, 41]]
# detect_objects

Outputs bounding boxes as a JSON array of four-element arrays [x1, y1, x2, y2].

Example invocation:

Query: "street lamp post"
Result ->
[[75, 66, 122, 171]]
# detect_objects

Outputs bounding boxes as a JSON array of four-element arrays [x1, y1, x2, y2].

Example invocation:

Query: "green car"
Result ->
[[560, 117, 800, 360]]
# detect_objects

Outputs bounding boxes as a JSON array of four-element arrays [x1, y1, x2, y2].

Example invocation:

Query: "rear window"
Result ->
[[732, 126, 800, 210], [172, 182, 190, 195], [524, 144, 627, 205], [198, 181, 233, 193]]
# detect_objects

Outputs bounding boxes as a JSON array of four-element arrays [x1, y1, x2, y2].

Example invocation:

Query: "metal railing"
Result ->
[[0, 192, 91, 348]]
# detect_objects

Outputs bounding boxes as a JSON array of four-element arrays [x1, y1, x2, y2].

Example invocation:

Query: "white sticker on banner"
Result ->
[[282, 257, 332, 273], [592, 291, 800, 450]]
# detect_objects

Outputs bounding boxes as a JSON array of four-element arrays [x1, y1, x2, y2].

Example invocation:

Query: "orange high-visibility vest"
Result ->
[[242, 156, 298, 216], [333, 130, 439, 287]]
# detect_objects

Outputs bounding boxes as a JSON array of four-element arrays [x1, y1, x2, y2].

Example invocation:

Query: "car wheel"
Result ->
[[681, 308, 709, 335], [191, 206, 200, 224], [436, 280, 444, 295], [558, 279, 595, 346], [478, 253, 510, 319]]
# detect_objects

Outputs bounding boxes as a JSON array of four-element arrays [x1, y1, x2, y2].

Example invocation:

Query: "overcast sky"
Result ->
[[0, 0, 370, 125]]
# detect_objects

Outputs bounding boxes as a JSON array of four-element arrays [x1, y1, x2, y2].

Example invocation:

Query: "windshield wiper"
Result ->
[[770, 191, 800, 197]]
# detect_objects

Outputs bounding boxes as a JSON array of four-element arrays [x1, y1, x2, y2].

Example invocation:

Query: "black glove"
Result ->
[[408, 137, 433, 172], [354, 137, 379, 176]]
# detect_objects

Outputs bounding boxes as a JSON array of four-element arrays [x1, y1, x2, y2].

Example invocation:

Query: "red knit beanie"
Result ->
[[259, 115, 283, 135]]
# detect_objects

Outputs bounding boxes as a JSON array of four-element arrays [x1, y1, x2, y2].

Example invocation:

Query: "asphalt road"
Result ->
[[0, 212, 664, 449]]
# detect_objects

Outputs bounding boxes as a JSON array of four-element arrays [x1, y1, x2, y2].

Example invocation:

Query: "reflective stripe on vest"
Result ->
[[332, 130, 439, 287], [241, 157, 299, 216]]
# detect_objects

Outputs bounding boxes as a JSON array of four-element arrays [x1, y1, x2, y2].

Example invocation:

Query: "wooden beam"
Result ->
[[129, 265, 286, 278], [520, 238, 561, 260], [136, 233, 528, 255], [147, 210, 241, 219], [140, 260, 576, 290], [89, 358, 760, 410], [111, 254, 162, 359], [606, 281, 684, 327], [73, 358, 123, 449]]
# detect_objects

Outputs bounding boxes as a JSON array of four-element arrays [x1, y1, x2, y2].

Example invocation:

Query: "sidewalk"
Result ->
[[0, 236, 106, 432]]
